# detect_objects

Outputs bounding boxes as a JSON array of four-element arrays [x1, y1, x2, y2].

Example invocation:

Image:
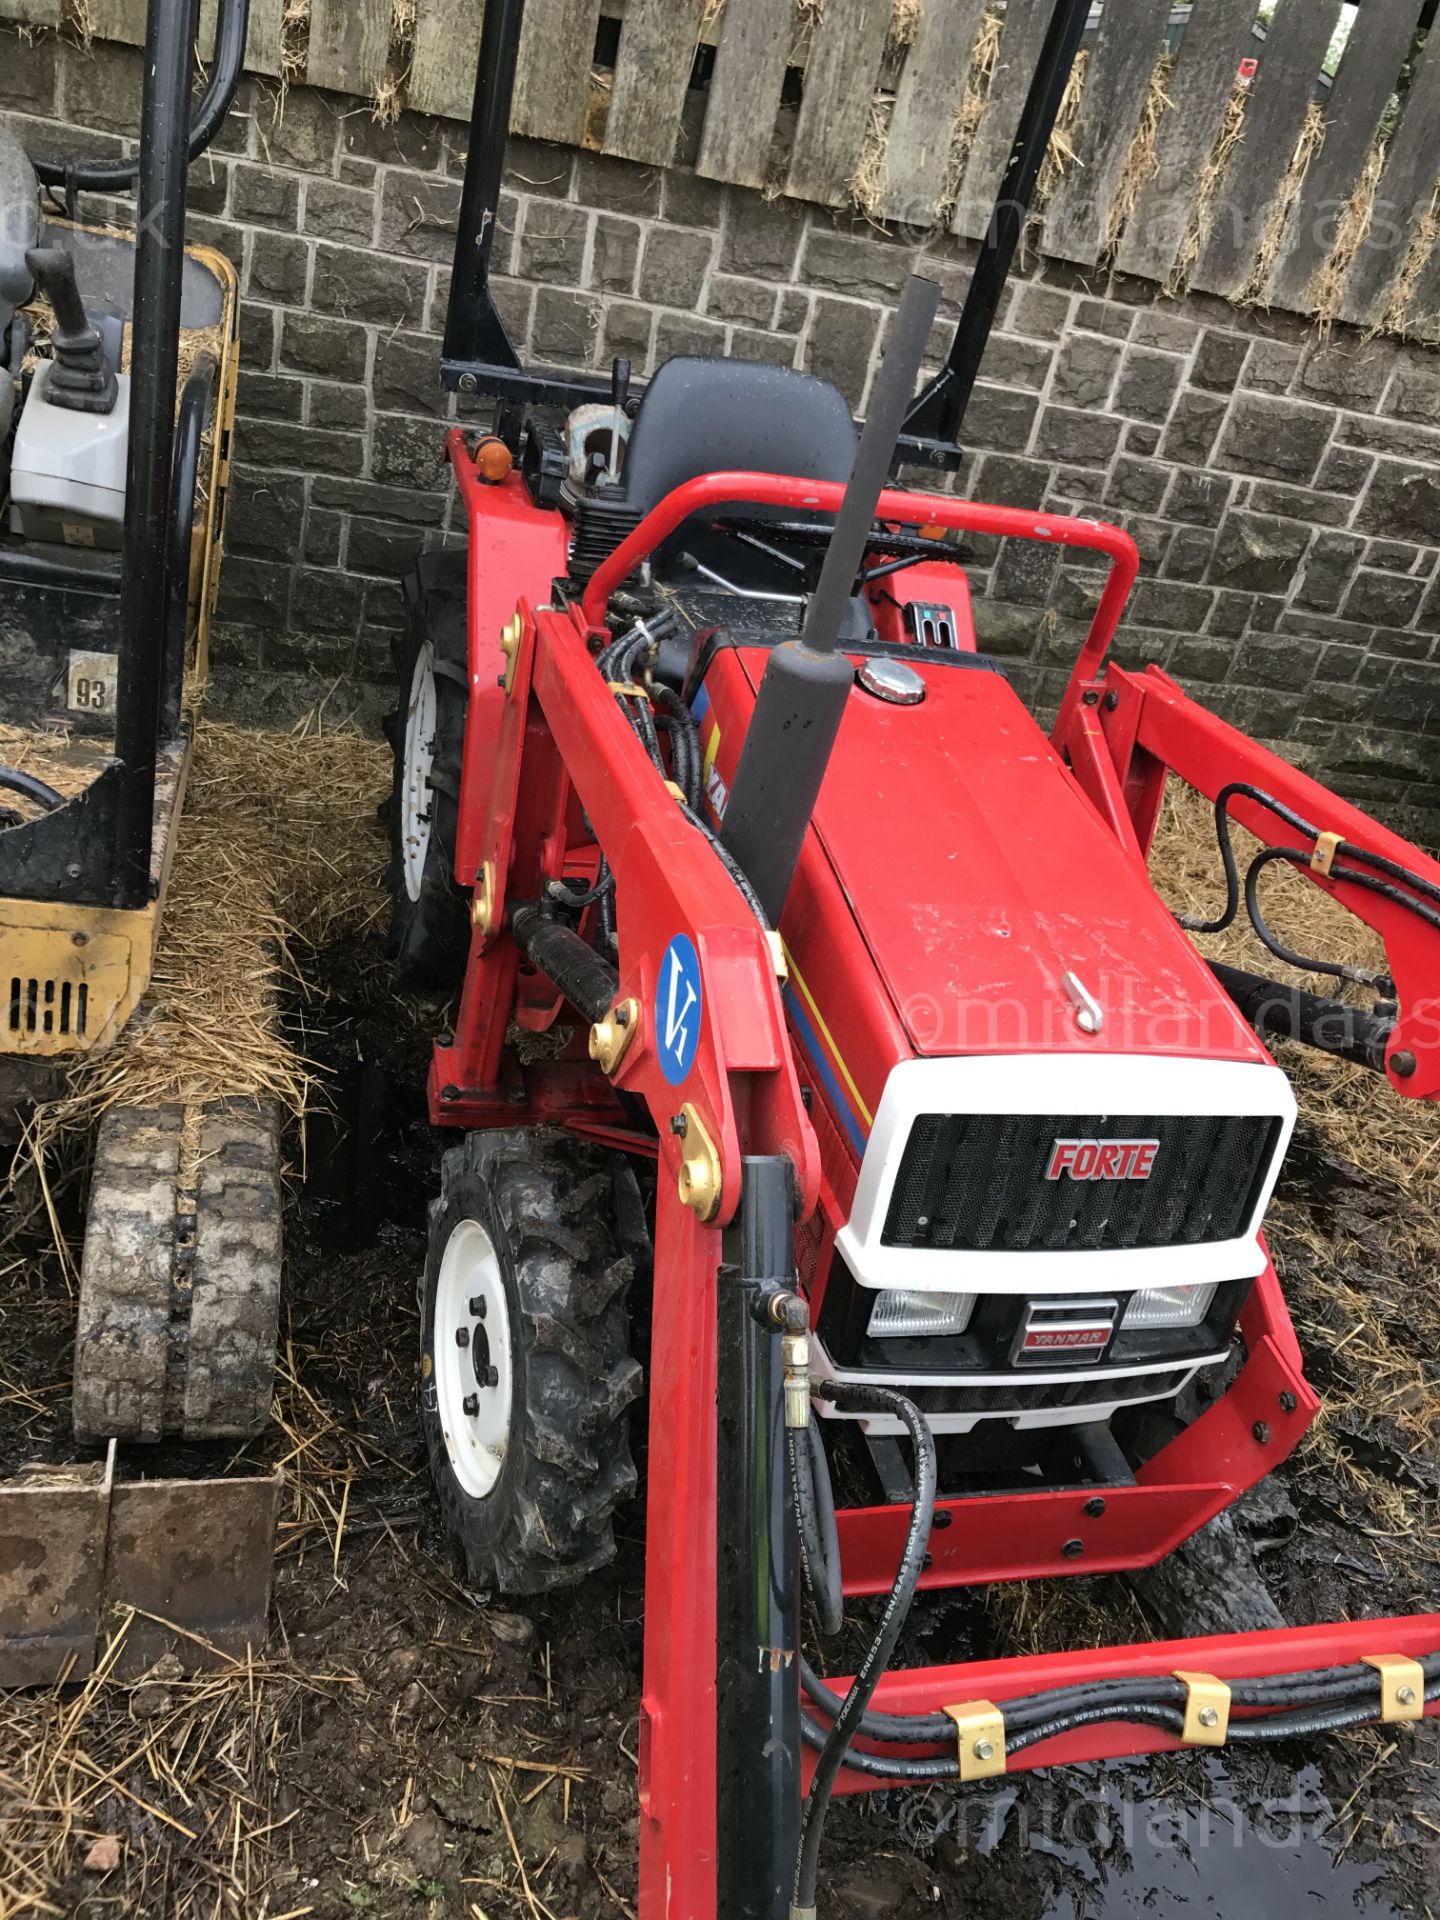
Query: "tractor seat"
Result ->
[[613, 357, 858, 592], [621, 357, 858, 512]]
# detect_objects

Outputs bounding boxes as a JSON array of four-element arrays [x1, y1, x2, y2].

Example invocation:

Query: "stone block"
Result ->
[[1208, 513, 1311, 594], [281, 312, 369, 383], [639, 226, 714, 307], [1215, 394, 1333, 485]]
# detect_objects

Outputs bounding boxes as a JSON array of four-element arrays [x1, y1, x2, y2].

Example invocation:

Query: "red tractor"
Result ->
[[385, 1, 1440, 1913]]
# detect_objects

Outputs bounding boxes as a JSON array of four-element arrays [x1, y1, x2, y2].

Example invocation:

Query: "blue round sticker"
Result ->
[[656, 934, 702, 1086]]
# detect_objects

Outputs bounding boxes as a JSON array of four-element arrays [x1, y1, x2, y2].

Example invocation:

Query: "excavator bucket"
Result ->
[[0, 1442, 281, 1685]]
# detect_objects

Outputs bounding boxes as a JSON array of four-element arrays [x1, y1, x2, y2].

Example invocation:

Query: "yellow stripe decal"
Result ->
[[782, 940, 874, 1129]]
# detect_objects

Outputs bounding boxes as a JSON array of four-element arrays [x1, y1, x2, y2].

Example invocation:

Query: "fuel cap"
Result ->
[[856, 656, 924, 704]]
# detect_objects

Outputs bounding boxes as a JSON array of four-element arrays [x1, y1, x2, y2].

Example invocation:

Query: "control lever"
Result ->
[[25, 244, 118, 414], [608, 354, 630, 480]]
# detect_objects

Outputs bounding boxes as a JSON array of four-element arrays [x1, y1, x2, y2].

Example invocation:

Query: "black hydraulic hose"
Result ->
[[792, 1385, 936, 1920], [1242, 844, 1386, 988], [1227, 1675, 1440, 1741], [680, 800, 770, 928], [33, 0, 250, 196], [800, 1662, 1440, 1783], [161, 354, 215, 737], [789, 1415, 843, 1637], [1180, 781, 1440, 979], [0, 766, 64, 812]]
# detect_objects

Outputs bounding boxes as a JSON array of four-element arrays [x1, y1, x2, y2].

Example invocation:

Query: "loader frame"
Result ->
[[435, 439, 1440, 1918]]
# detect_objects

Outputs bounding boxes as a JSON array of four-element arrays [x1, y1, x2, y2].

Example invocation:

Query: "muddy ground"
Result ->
[[2, 924, 1439, 1920]]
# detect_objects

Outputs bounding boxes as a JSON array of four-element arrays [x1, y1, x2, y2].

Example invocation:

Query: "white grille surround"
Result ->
[[834, 1052, 1296, 1298]]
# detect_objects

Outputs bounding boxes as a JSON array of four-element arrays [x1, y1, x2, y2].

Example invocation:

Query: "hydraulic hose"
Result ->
[[789, 1414, 843, 1637], [798, 1661, 1440, 1784], [0, 766, 64, 812], [791, 1384, 936, 1920], [33, 0, 250, 198], [1179, 780, 1440, 985]]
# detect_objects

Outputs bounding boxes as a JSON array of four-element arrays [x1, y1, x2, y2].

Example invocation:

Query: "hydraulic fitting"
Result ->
[[767, 1290, 812, 1429]]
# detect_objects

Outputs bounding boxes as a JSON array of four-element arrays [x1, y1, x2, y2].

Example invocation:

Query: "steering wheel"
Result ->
[[709, 515, 971, 590]]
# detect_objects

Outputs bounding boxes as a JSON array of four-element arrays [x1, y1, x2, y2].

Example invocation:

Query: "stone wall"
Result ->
[[3, 25, 1439, 829]]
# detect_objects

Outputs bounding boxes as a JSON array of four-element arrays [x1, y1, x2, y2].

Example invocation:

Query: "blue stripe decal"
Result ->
[[784, 985, 868, 1156]]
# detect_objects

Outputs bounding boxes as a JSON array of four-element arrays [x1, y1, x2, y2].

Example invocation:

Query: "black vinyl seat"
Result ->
[[623, 357, 857, 509], [620, 357, 858, 584]]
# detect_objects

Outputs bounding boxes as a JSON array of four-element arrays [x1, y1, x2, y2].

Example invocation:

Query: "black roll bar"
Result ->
[[113, 0, 198, 908], [441, 0, 1090, 468], [32, 0, 250, 199]]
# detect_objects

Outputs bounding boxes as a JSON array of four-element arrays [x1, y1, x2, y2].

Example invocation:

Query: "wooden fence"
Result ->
[[10, 0, 1440, 333]]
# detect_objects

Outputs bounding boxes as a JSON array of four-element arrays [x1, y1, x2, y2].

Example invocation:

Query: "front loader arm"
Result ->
[[1061, 660, 1440, 1102]]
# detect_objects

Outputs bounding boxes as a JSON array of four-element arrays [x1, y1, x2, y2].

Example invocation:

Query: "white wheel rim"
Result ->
[[433, 1218, 514, 1500], [400, 642, 438, 903]]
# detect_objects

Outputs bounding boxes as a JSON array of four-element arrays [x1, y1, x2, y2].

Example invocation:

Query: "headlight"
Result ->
[[1124, 1283, 1216, 1330], [867, 1289, 976, 1339]]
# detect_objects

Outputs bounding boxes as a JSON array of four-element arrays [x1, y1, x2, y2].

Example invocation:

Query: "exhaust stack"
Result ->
[[718, 273, 942, 927]]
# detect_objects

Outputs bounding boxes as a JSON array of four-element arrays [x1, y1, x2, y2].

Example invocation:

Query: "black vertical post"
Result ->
[[716, 1158, 801, 1920], [444, 0, 526, 371], [903, 0, 1091, 447], [114, 0, 197, 908]]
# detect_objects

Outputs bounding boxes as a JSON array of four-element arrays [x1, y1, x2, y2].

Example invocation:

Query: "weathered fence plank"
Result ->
[[512, 0, 603, 146], [242, 0, 283, 77], [1115, 0, 1256, 285], [69, 1, 223, 55], [7, 0, 60, 25], [878, 0, 986, 227], [696, 0, 792, 188], [410, 0, 483, 121], [1191, 0, 1343, 300], [786, 0, 892, 206], [952, 0, 1050, 240], [305, 0, 391, 98], [1041, 0, 1173, 267], [80, 0, 147, 38], [1341, 37, 1440, 327], [603, 0, 705, 167], [1268, 0, 1423, 313]]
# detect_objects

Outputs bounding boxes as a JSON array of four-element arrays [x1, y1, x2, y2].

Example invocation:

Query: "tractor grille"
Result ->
[[882, 1113, 1282, 1254]]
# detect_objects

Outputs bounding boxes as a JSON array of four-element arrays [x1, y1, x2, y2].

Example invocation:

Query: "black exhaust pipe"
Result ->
[[113, 0, 198, 908], [719, 273, 942, 926]]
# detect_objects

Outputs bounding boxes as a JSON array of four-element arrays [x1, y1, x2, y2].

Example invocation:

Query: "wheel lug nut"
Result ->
[[469, 1297, 487, 1318], [455, 1326, 470, 1347], [485, 1366, 500, 1388], [462, 1393, 479, 1415]]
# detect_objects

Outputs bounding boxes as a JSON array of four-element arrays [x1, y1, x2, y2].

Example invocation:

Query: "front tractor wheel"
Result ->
[[421, 1129, 642, 1594]]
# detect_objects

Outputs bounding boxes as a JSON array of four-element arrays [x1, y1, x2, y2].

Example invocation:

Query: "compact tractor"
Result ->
[[0, 0, 282, 1680], [389, 0, 1440, 1912]]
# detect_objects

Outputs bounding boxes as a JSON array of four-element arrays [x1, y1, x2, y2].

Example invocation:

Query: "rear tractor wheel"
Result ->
[[421, 1128, 642, 1594], [383, 553, 470, 989]]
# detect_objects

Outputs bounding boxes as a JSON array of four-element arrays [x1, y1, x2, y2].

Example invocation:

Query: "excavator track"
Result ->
[[72, 1097, 282, 1444]]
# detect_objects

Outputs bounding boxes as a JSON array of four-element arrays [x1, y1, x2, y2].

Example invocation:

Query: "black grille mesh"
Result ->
[[882, 1113, 1282, 1253]]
